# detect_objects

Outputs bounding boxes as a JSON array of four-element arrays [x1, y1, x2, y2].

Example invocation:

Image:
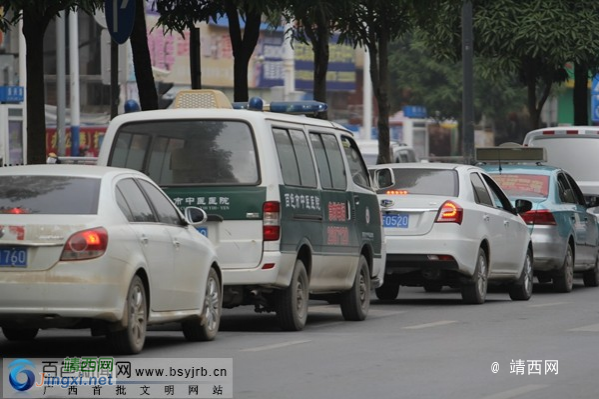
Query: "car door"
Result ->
[[565, 172, 598, 263], [556, 172, 589, 265], [115, 178, 175, 312], [481, 173, 529, 276], [137, 179, 207, 310], [469, 172, 509, 273]]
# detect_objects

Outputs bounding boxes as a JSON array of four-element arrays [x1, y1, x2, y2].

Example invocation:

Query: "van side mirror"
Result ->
[[514, 199, 533, 214], [184, 207, 208, 226], [373, 168, 394, 190]]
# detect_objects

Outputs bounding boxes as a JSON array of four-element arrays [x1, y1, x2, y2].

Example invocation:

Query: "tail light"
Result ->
[[263, 201, 280, 241], [520, 210, 556, 225], [435, 200, 463, 224], [60, 227, 108, 260]]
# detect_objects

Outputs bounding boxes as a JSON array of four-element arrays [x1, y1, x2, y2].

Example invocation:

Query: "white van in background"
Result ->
[[523, 126, 599, 198]]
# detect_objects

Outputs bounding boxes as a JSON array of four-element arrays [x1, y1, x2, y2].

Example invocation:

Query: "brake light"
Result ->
[[263, 201, 280, 241], [435, 200, 463, 224], [60, 227, 108, 260], [542, 131, 555, 135], [520, 210, 556, 225]]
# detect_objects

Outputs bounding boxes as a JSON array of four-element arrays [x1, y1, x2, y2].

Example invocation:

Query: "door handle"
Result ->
[[173, 239, 180, 249], [140, 235, 149, 245], [353, 195, 360, 206], [504, 220, 509, 227], [483, 215, 490, 222]]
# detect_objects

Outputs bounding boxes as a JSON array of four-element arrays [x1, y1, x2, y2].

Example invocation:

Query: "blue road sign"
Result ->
[[592, 75, 599, 123], [105, 0, 135, 44]]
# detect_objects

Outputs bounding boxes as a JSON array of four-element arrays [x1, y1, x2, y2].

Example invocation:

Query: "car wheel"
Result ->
[[340, 255, 371, 321], [423, 283, 443, 293], [275, 259, 309, 331], [2, 327, 38, 341], [375, 279, 400, 300], [553, 245, 574, 293], [108, 275, 147, 354], [583, 254, 599, 287], [509, 248, 533, 301], [183, 267, 222, 342], [461, 247, 488, 304]]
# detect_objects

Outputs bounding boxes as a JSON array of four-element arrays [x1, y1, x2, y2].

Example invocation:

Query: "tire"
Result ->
[[583, 254, 599, 287], [553, 245, 574, 293], [461, 248, 488, 304], [108, 275, 147, 354], [2, 327, 38, 341], [509, 248, 533, 301], [183, 267, 222, 342], [423, 283, 443, 293], [275, 259, 309, 331], [375, 279, 400, 300], [340, 255, 371, 321]]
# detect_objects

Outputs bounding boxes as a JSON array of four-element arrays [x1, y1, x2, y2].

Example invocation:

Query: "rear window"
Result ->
[[376, 169, 458, 196], [489, 174, 549, 198], [0, 176, 100, 214], [110, 120, 259, 186]]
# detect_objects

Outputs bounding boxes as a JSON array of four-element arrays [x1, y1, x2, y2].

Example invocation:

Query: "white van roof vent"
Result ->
[[173, 89, 232, 109]]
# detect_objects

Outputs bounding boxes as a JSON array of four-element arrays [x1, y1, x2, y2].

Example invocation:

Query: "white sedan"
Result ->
[[0, 165, 222, 354], [369, 163, 534, 304]]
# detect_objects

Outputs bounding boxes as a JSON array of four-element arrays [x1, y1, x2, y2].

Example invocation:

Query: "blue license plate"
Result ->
[[197, 227, 208, 237], [0, 247, 27, 267], [383, 214, 409, 228]]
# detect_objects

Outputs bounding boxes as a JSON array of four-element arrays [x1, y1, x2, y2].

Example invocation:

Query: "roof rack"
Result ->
[[475, 146, 546, 163]]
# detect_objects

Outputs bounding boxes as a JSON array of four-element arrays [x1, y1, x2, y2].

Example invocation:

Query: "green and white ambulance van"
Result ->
[[97, 90, 386, 331]]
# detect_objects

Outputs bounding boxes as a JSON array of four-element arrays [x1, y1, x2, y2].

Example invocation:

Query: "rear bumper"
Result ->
[[529, 226, 568, 271]]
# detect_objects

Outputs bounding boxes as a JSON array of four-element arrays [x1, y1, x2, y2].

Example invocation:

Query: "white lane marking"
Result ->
[[481, 384, 548, 399], [569, 323, 599, 332], [402, 320, 457, 330], [240, 340, 311, 352], [528, 302, 569, 308]]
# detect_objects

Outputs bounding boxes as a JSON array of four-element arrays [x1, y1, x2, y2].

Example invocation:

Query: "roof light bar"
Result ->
[[232, 97, 328, 115]]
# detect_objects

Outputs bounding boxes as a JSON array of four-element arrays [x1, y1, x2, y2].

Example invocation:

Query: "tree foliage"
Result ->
[[0, 0, 102, 164], [421, 0, 599, 129]]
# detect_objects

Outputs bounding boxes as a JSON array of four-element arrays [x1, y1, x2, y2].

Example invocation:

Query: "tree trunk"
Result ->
[[307, 10, 329, 120], [190, 27, 202, 89], [225, 1, 261, 102], [374, 32, 391, 165], [526, 76, 541, 130], [130, 0, 158, 110], [573, 62, 589, 125], [22, 10, 51, 165]]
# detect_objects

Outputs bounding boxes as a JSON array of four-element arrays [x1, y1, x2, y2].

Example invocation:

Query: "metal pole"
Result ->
[[283, 23, 295, 101], [69, 10, 80, 156], [462, 1, 475, 163], [56, 11, 66, 157], [18, 20, 27, 164], [110, 40, 119, 119]]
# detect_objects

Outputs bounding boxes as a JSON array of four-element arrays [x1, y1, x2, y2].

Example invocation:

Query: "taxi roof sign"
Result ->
[[173, 89, 232, 109], [475, 146, 546, 163]]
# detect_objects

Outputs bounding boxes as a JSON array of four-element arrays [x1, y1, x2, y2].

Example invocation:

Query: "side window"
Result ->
[[148, 137, 185, 185], [470, 173, 493, 207], [116, 187, 135, 222], [564, 173, 586, 206], [116, 179, 156, 222], [341, 136, 370, 188], [482, 174, 514, 212], [110, 132, 151, 171], [289, 129, 317, 188], [557, 173, 575, 204], [310, 133, 333, 189], [273, 128, 301, 186], [138, 180, 183, 225], [321, 133, 347, 190]]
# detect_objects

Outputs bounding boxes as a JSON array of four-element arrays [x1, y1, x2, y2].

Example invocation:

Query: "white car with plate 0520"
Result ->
[[0, 165, 222, 354], [370, 163, 534, 304]]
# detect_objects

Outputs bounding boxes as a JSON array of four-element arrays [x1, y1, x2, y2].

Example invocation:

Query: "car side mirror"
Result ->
[[585, 195, 599, 209], [514, 199, 533, 214], [184, 207, 208, 226], [373, 168, 394, 190]]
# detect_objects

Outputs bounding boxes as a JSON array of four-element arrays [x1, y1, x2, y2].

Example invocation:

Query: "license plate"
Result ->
[[0, 247, 27, 267], [197, 227, 208, 237], [383, 214, 409, 228]]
